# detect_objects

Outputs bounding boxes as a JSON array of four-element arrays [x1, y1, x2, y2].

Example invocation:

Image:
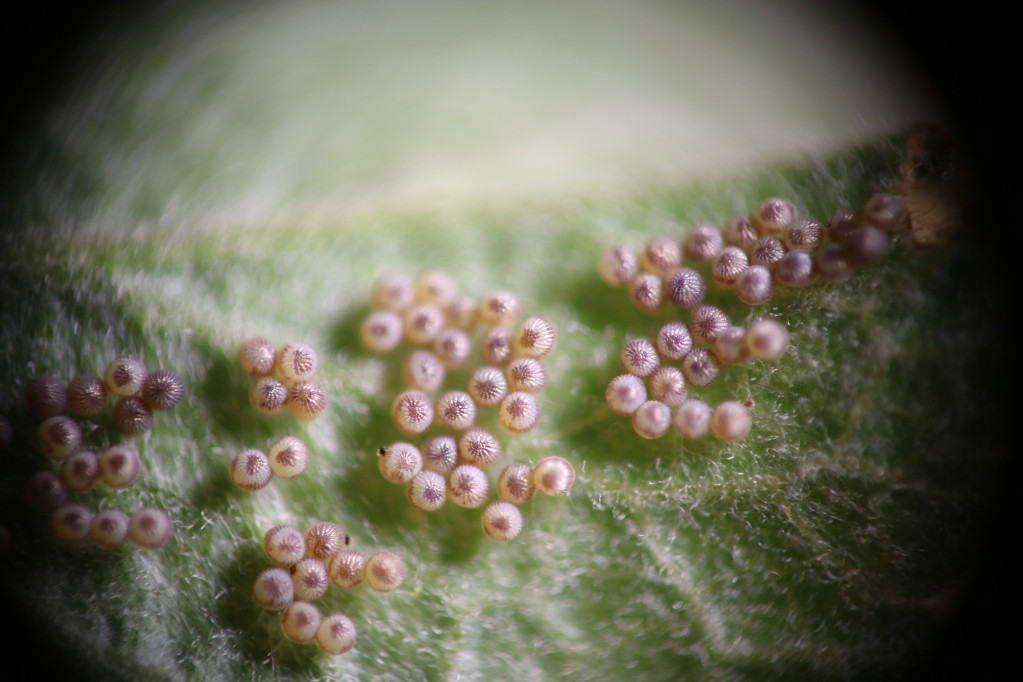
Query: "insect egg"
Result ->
[[665, 267, 706, 309], [843, 225, 889, 264], [478, 291, 521, 327], [404, 304, 445, 344], [627, 272, 665, 314], [467, 366, 508, 407], [403, 350, 445, 393], [598, 245, 639, 287], [268, 436, 309, 478], [498, 392, 541, 434], [26, 470, 68, 513], [422, 435, 459, 474], [407, 470, 448, 512], [827, 210, 859, 243], [370, 275, 415, 311], [815, 244, 852, 282], [435, 390, 477, 430], [112, 398, 154, 436], [238, 337, 277, 376], [673, 399, 712, 439], [25, 375, 67, 418], [141, 369, 185, 410], [230, 448, 273, 491], [37, 415, 82, 459], [52, 503, 94, 543], [264, 525, 306, 567], [689, 304, 731, 345], [655, 321, 693, 361], [360, 310, 404, 353], [328, 549, 367, 588], [253, 567, 295, 609], [632, 400, 672, 439], [648, 366, 687, 407], [128, 507, 173, 550], [711, 247, 749, 287], [66, 374, 107, 416], [104, 356, 147, 398], [775, 249, 815, 287], [60, 450, 101, 491], [506, 357, 548, 393], [276, 342, 318, 384], [458, 427, 502, 468], [497, 462, 536, 504], [444, 295, 478, 330], [711, 400, 753, 441], [290, 557, 330, 601], [750, 236, 786, 268], [753, 197, 798, 235], [364, 550, 407, 592], [392, 390, 434, 434], [863, 192, 908, 229], [481, 327, 514, 365], [605, 374, 647, 416], [287, 381, 328, 421], [250, 376, 288, 415], [682, 347, 722, 388], [433, 328, 472, 369], [90, 510, 131, 549], [783, 217, 824, 252], [415, 270, 458, 306], [714, 326, 751, 364], [378, 442, 423, 483], [722, 215, 758, 250], [281, 601, 322, 644], [745, 318, 789, 361], [304, 522, 349, 560], [481, 501, 524, 542], [639, 237, 682, 276], [620, 337, 660, 377], [734, 265, 775, 305], [315, 613, 357, 655], [532, 456, 575, 496], [448, 464, 490, 507], [683, 224, 723, 262], [514, 316, 557, 359]]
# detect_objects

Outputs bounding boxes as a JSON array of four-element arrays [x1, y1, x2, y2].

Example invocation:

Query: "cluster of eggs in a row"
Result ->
[[608, 318, 789, 440], [360, 270, 571, 541], [600, 193, 908, 311], [25, 356, 184, 435], [239, 338, 328, 421], [379, 445, 575, 541], [229, 435, 310, 492], [18, 358, 181, 549], [254, 522, 407, 655]]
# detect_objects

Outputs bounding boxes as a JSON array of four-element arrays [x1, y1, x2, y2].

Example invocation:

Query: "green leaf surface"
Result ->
[[0, 2, 1008, 681]]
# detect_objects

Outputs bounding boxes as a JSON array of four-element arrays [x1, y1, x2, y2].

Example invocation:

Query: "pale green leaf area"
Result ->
[[0, 1, 1006, 681]]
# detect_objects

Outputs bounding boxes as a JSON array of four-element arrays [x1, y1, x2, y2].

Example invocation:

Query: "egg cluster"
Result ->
[[18, 356, 181, 549], [230, 338, 328, 492], [607, 317, 788, 440], [26, 356, 184, 436], [239, 338, 328, 421], [229, 435, 310, 492], [254, 521, 407, 655], [360, 270, 573, 542], [600, 193, 907, 311]]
